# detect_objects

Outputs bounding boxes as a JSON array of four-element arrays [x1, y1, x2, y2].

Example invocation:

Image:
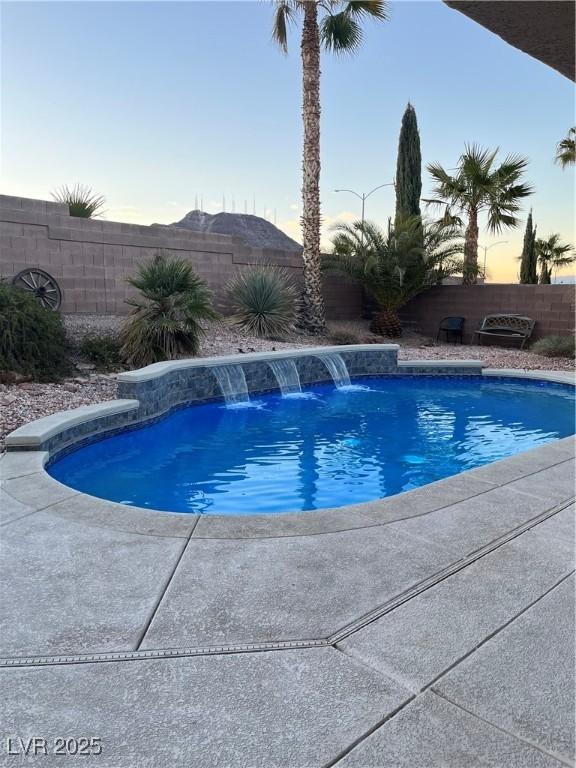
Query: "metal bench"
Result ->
[[474, 314, 535, 349]]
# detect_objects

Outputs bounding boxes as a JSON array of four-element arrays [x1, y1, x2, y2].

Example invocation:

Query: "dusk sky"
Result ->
[[2, 0, 574, 281]]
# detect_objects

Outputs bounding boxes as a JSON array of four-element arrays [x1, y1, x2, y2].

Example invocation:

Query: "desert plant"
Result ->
[[518, 211, 537, 284], [227, 265, 297, 338], [555, 128, 576, 168], [324, 216, 465, 337], [426, 145, 533, 284], [395, 103, 422, 231], [120, 252, 218, 367], [271, 0, 389, 334], [0, 281, 70, 380], [51, 184, 106, 218], [531, 336, 575, 359], [535, 234, 575, 284], [79, 333, 122, 371], [328, 327, 360, 345]]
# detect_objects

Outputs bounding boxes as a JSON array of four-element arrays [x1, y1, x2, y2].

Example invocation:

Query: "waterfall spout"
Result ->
[[316, 353, 351, 388], [268, 359, 302, 396], [213, 364, 249, 405]]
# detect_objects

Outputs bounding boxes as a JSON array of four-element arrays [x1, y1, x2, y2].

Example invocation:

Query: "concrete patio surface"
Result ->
[[0, 375, 574, 766]]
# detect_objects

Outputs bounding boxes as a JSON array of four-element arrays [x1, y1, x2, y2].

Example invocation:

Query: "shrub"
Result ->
[[0, 281, 70, 380], [531, 336, 575, 359], [79, 333, 122, 371], [120, 252, 218, 367], [51, 184, 106, 218], [328, 328, 360, 345], [227, 265, 297, 338]]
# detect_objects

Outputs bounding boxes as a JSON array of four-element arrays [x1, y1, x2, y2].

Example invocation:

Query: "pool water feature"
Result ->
[[212, 364, 249, 405], [48, 376, 575, 516], [317, 353, 352, 388], [268, 359, 302, 395]]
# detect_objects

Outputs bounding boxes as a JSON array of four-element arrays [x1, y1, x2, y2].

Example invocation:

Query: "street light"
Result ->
[[479, 241, 508, 279], [334, 183, 395, 229]]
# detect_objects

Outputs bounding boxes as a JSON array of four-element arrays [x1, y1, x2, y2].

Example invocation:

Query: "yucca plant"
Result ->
[[51, 184, 106, 218], [226, 264, 297, 338], [324, 216, 465, 337], [120, 252, 218, 367]]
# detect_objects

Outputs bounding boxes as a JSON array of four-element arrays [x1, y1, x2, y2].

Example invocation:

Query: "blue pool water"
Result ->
[[48, 376, 575, 515]]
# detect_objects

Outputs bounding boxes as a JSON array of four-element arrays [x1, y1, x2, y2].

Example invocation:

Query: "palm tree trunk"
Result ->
[[370, 307, 402, 337], [463, 206, 479, 285], [300, 1, 326, 335]]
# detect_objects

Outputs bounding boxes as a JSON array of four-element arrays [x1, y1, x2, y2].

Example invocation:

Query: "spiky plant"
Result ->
[[51, 184, 106, 218], [555, 128, 576, 168], [426, 144, 533, 284], [226, 264, 298, 338], [120, 252, 218, 367], [324, 217, 465, 337]]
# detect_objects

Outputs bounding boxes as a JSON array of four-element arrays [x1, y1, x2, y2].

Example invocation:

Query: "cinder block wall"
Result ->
[[0, 194, 362, 319], [400, 284, 575, 341]]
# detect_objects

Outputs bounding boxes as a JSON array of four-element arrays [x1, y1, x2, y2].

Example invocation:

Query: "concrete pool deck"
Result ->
[[0, 369, 574, 766]]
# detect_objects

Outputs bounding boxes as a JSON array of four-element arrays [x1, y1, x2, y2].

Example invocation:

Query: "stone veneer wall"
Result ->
[[0, 194, 362, 319], [400, 284, 576, 342]]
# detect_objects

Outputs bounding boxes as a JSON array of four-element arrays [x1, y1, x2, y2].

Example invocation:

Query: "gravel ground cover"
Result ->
[[0, 314, 573, 449]]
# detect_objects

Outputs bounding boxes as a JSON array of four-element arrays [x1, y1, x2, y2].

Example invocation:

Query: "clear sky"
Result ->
[[2, 0, 574, 281]]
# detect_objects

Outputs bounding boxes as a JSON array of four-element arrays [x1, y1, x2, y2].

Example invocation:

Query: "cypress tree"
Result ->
[[395, 103, 422, 229], [519, 211, 537, 284]]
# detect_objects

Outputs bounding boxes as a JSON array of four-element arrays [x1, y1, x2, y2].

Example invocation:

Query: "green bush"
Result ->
[[0, 281, 70, 380], [226, 265, 297, 338], [531, 335, 575, 359], [120, 252, 218, 367], [79, 333, 122, 371]]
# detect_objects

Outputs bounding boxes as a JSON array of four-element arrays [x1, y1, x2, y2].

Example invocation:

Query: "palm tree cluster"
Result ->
[[324, 216, 465, 337]]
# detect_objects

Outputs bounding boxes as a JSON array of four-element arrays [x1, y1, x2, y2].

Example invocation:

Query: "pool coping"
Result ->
[[2, 355, 574, 539]]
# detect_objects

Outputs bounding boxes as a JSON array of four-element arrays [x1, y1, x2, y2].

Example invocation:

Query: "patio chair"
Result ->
[[436, 316, 465, 344]]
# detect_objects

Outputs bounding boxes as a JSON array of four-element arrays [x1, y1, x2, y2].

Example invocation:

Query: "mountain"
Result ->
[[168, 210, 302, 252]]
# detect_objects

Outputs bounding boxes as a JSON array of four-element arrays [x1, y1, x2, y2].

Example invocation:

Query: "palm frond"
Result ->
[[272, 1, 296, 52], [345, 0, 389, 20], [321, 11, 363, 53]]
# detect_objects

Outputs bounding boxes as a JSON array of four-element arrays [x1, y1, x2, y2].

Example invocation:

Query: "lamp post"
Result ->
[[334, 183, 395, 231], [479, 241, 508, 279]]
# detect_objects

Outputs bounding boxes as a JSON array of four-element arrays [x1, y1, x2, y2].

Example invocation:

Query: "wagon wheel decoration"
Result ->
[[12, 268, 62, 311]]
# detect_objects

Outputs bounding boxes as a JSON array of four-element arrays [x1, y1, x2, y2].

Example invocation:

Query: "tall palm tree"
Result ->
[[555, 128, 576, 168], [535, 234, 575, 284], [426, 145, 533, 285], [272, 0, 389, 334], [323, 216, 465, 337]]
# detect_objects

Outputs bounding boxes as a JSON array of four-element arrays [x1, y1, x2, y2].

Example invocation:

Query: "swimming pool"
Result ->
[[48, 375, 575, 515]]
